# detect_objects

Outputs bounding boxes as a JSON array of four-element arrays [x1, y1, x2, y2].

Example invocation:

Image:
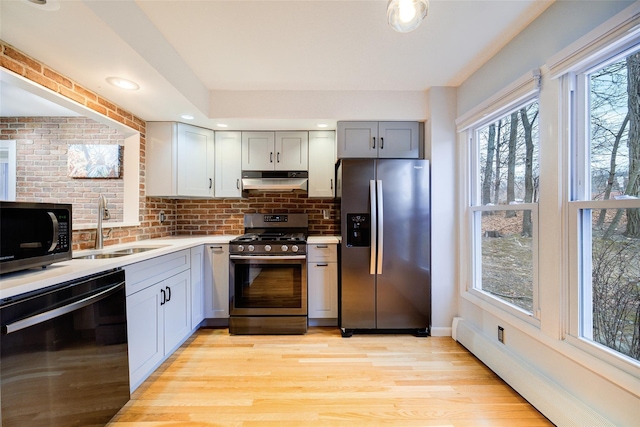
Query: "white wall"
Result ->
[[425, 87, 458, 336], [457, 0, 634, 117], [454, 2, 640, 425]]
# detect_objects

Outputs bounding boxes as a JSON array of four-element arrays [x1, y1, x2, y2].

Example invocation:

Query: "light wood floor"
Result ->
[[108, 327, 552, 426]]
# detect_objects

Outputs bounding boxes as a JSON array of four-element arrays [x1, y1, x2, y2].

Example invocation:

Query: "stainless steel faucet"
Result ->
[[95, 194, 111, 249]]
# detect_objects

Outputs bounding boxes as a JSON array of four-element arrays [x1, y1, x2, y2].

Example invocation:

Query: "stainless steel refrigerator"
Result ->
[[339, 159, 431, 337]]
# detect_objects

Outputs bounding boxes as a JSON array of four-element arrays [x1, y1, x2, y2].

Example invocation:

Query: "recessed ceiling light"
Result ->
[[181, 114, 194, 120], [216, 123, 228, 128], [317, 124, 328, 128], [106, 77, 140, 91]]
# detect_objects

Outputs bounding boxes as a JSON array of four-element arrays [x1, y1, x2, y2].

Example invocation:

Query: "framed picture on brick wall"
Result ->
[[67, 144, 122, 178]]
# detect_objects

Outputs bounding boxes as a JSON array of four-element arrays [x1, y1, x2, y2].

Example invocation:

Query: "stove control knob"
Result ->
[[238, 245, 245, 252], [281, 245, 289, 252], [248, 245, 255, 252], [291, 245, 299, 253], [265, 244, 272, 252]]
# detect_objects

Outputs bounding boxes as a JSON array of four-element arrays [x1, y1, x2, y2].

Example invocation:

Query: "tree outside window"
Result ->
[[471, 99, 539, 314], [577, 50, 640, 362]]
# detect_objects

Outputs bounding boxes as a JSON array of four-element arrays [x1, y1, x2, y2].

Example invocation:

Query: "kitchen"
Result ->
[[1, 1, 639, 426]]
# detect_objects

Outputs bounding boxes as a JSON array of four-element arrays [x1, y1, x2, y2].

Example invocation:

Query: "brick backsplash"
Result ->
[[176, 192, 340, 235]]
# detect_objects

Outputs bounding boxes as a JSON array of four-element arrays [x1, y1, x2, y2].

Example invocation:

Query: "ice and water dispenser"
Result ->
[[346, 214, 371, 247]]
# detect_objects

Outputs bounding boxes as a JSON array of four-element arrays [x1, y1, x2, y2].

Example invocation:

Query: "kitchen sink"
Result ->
[[74, 245, 169, 260]]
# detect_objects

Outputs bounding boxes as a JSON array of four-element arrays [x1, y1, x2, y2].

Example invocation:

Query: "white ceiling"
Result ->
[[0, 0, 553, 130]]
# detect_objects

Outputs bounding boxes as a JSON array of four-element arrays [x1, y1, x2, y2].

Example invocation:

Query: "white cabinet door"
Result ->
[[337, 121, 378, 158], [146, 122, 214, 197], [177, 123, 215, 197], [377, 121, 419, 159], [308, 261, 338, 318], [214, 131, 243, 198], [190, 245, 205, 329], [308, 131, 335, 198], [127, 282, 164, 390], [275, 131, 308, 170], [242, 131, 309, 171], [204, 244, 229, 318], [242, 132, 275, 170], [162, 270, 191, 354]]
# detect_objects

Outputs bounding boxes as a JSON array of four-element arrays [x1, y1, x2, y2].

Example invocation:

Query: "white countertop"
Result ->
[[0, 236, 236, 300], [0, 235, 341, 300]]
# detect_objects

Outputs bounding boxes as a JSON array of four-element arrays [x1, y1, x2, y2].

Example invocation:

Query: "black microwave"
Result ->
[[0, 202, 72, 274]]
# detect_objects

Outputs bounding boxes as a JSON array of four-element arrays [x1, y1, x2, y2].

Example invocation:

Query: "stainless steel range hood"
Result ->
[[241, 171, 308, 191]]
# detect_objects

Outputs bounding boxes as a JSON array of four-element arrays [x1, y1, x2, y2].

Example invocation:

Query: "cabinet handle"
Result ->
[[317, 245, 329, 248], [316, 263, 329, 267], [160, 288, 166, 306], [330, 179, 333, 190], [209, 178, 212, 189], [166, 286, 171, 303], [381, 137, 384, 149], [270, 152, 273, 163], [210, 246, 223, 250], [372, 137, 376, 149], [277, 152, 280, 163], [236, 179, 240, 189]]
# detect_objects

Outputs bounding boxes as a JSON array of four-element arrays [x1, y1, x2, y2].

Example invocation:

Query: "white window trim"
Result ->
[[0, 140, 17, 201], [553, 3, 640, 372], [456, 69, 540, 132], [459, 92, 541, 326]]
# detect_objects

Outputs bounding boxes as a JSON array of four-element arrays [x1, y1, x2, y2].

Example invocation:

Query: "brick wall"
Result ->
[[176, 193, 339, 235], [0, 116, 125, 223], [1, 40, 175, 250]]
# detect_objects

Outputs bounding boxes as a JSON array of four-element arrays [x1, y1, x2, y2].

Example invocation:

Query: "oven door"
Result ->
[[230, 255, 307, 316]]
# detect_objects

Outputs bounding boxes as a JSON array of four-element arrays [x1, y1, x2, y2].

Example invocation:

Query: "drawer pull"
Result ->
[[316, 263, 329, 267], [316, 245, 329, 249]]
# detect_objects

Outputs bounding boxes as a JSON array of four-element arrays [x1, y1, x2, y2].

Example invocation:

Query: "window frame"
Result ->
[[564, 41, 640, 374], [463, 95, 542, 325]]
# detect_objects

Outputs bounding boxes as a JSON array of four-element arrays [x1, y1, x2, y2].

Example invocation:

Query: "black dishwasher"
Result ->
[[1, 269, 130, 427]]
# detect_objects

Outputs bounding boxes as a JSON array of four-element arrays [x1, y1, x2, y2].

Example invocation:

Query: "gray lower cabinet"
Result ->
[[307, 243, 338, 324], [125, 250, 192, 392]]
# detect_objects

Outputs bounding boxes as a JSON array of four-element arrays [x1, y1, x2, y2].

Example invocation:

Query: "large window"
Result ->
[[469, 98, 540, 317], [570, 46, 640, 363]]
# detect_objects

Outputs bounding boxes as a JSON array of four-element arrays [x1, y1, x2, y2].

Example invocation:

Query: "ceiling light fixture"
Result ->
[[216, 123, 228, 128], [387, 0, 428, 33], [106, 77, 140, 91], [317, 124, 328, 128], [181, 114, 194, 120]]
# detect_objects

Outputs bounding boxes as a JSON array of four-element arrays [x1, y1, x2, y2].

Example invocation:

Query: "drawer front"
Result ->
[[307, 244, 337, 262], [125, 249, 191, 296]]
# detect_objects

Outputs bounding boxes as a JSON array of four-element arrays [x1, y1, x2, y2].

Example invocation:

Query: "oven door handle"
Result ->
[[3, 281, 125, 335], [230, 255, 307, 260]]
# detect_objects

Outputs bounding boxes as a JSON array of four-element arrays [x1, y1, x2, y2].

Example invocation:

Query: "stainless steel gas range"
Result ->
[[228, 213, 308, 334]]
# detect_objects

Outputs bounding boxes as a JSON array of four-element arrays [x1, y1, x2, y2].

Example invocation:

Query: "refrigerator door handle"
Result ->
[[369, 179, 377, 275], [376, 179, 384, 274]]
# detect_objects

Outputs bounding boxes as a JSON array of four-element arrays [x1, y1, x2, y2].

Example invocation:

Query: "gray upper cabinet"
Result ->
[[242, 131, 308, 171], [337, 121, 420, 159]]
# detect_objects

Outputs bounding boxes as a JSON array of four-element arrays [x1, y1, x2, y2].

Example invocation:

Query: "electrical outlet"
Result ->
[[159, 211, 165, 223], [498, 326, 505, 343], [322, 209, 330, 220]]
